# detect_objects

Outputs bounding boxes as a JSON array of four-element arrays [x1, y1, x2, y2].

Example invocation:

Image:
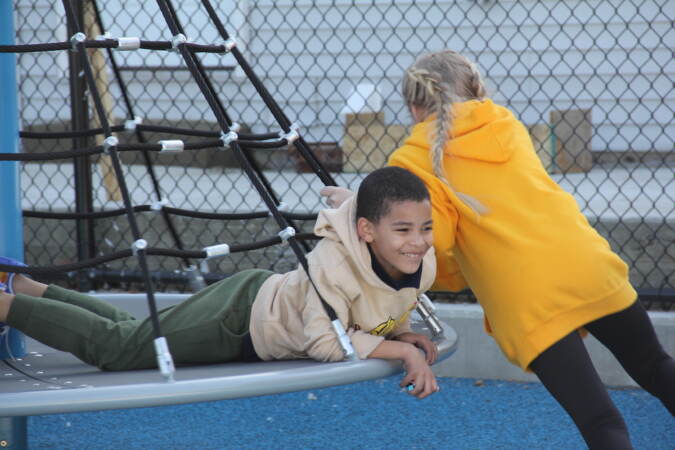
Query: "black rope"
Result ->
[[2, 1, 352, 337], [154, 0, 310, 253], [23, 205, 318, 221], [62, 0, 164, 340], [0, 39, 233, 54], [90, 1, 195, 269], [21, 124, 290, 142], [154, 0, 338, 323], [0, 146, 103, 161], [0, 233, 319, 276], [0, 139, 237, 161], [199, 0, 338, 188], [20, 124, 127, 139]]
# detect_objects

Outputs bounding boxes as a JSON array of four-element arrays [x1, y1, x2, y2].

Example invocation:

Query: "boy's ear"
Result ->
[[356, 217, 375, 243]]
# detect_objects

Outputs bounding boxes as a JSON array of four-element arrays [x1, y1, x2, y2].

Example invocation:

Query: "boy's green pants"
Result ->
[[7, 269, 273, 370]]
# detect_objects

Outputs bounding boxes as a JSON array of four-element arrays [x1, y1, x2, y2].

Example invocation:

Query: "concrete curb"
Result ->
[[431, 303, 675, 387]]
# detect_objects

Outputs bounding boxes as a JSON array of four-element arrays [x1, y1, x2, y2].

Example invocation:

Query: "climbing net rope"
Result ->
[[0, 0, 357, 381]]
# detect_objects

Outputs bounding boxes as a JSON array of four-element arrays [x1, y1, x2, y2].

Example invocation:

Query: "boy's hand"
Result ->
[[367, 339, 439, 399], [319, 186, 354, 208], [400, 345, 439, 399], [395, 332, 438, 365]]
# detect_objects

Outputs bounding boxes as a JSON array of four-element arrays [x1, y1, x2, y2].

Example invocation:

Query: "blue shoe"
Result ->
[[0, 257, 27, 359], [0, 257, 27, 340], [0, 256, 26, 295]]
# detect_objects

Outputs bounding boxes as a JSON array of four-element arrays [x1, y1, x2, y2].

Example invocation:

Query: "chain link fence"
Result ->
[[11, 0, 674, 309]]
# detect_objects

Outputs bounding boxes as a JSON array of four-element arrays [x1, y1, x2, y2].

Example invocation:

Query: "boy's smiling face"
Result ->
[[357, 199, 433, 280]]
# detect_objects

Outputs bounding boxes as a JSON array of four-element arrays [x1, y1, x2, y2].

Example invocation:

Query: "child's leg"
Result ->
[[41, 284, 136, 322], [529, 331, 633, 450], [7, 268, 273, 370], [152, 268, 274, 366], [6, 292, 151, 370], [584, 300, 675, 416], [13, 274, 135, 322]]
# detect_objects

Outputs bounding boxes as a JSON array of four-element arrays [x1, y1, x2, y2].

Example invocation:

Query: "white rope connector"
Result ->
[[124, 116, 143, 131], [131, 238, 148, 255], [279, 124, 300, 145], [331, 319, 358, 361], [171, 33, 188, 50], [158, 140, 184, 153], [153, 337, 176, 382], [116, 37, 141, 51], [204, 243, 230, 259], [220, 131, 238, 147], [102, 136, 118, 154], [230, 122, 241, 133], [278, 226, 296, 242], [70, 32, 86, 51], [151, 198, 169, 212], [221, 37, 237, 52]]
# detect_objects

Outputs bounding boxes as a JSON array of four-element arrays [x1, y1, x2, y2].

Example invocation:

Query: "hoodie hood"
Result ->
[[405, 99, 518, 163], [313, 195, 383, 287]]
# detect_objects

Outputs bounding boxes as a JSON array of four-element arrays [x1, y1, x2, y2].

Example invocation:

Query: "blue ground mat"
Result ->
[[29, 376, 673, 449]]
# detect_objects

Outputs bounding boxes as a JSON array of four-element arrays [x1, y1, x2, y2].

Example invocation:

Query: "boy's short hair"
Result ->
[[356, 167, 430, 223]]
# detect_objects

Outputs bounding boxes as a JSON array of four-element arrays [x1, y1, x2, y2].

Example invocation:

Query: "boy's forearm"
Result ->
[[368, 339, 418, 364]]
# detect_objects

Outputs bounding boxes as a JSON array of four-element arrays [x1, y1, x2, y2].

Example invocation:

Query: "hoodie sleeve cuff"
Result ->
[[349, 330, 385, 359]]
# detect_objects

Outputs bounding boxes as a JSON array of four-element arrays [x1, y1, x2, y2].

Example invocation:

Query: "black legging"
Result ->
[[530, 300, 675, 450]]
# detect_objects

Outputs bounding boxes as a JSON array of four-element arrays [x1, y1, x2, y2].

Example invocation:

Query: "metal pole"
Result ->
[[0, 417, 27, 450], [68, 1, 95, 292], [0, 0, 27, 361], [0, 4, 29, 449]]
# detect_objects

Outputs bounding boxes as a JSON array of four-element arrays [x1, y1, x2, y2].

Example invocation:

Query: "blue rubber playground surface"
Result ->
[[29, 376, 673, 449]]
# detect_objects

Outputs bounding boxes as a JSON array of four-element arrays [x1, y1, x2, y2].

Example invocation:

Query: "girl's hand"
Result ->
[[319, 186, 354, 208], [400, 345, 440, 399], [395, 332, 438, 365]]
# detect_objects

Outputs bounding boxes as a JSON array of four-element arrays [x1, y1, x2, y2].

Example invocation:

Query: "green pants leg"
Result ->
[[42, 284, 137, 321], [7, 269, 273, 371]]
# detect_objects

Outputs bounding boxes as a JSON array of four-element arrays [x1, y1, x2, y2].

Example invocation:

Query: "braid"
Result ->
[[468, 61, 487, 99], [431, 84, 453, 184], [402, 50, 489, 215]]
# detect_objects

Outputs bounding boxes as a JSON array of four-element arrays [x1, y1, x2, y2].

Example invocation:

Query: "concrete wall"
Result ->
[[431, 303, 675, 387]]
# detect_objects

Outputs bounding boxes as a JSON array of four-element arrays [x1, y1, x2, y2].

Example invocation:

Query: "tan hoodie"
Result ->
[[249, 195, 436, 362]]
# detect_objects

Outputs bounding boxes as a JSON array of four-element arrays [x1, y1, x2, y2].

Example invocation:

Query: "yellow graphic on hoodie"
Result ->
[[368, 303, 416, 336]]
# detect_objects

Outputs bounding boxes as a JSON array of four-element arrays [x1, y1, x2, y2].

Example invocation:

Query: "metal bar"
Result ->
[[0, 416, 27, 450], [67, 2, 95, 292], [0, 5, 28, 448], [0, 0, 27, 360]]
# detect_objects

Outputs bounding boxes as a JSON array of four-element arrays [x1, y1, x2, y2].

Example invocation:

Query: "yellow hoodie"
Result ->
[[249, 195, 436, 362], [389, 99, 636, 369]]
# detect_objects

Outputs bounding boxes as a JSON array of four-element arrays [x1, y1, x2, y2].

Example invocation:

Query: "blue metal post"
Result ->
[[0, 0, 26, 360], [0, 5, 29, 450]]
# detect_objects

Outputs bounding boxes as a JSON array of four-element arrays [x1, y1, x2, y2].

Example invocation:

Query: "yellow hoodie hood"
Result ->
[[405, 99, 517, 164]]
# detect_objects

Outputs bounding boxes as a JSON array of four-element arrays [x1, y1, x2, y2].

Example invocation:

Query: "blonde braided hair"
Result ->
[[402, 50, 488, 214]]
